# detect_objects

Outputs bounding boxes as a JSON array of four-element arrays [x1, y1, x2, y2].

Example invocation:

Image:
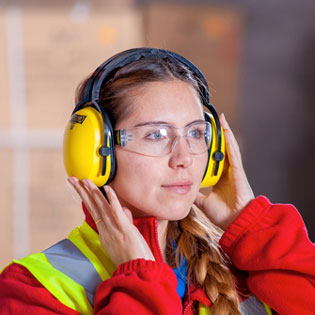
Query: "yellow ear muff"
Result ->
[[63, 107, 112, 187], [200, 114, 225, 187]]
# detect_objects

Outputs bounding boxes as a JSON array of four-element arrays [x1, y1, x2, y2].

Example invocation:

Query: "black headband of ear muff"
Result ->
[[73, 47, 224, 178]]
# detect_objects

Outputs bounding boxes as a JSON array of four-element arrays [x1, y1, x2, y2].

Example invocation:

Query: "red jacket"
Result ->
[[0, 196, 314, 314]]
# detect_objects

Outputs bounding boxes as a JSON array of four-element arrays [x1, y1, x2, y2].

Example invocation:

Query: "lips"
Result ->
[[161, 181, 192, 194]]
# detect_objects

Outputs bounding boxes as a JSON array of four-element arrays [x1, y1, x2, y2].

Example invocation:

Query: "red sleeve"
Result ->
[[94, 259, 182, 315], [219, 195, 315, 315], [0, 263, 79, 315]]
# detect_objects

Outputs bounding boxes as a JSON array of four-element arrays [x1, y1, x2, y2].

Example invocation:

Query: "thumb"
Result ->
[[194, 191, 206, 210], [122, 207, 133, 224]]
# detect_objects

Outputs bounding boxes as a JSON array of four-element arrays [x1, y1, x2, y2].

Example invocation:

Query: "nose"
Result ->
[[168, 136, 192, 169]]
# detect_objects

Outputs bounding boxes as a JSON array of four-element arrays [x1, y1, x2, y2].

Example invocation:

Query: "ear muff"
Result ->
[[63, 107, 114, 187], [200, 112, 225, 187]]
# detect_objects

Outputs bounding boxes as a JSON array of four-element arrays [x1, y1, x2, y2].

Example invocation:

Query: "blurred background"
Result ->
[[1, 0, 314, 268]]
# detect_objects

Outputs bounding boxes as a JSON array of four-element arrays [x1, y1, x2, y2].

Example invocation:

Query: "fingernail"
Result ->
[[82, 179, 90, 188], [68, 177, 74, 185]]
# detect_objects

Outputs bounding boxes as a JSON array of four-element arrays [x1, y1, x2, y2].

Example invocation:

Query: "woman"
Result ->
[[0, 48, 314, 315]]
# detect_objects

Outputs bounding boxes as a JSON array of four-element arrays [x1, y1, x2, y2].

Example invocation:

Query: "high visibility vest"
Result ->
[[12, 221, 272, 315], [13, 221, 116, 314]]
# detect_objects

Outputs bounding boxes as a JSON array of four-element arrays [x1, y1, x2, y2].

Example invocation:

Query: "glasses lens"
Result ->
[[185, 122, 212, 154], [122, 125, 173, 156]]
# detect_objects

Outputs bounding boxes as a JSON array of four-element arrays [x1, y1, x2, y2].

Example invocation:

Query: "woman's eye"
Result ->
[[146, 129, 168, 140], [188, 128, 203, 139]]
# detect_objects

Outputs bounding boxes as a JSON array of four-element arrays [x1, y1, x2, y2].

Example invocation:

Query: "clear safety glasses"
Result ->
[[114, 121, 212, 157]]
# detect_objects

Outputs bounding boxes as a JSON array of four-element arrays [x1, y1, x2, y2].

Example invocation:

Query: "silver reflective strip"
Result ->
[[240, 295, 268, 315], [43, 239, 102, 306]]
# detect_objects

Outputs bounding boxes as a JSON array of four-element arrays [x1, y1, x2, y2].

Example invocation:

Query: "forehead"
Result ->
[[116, 80, 204, 129]]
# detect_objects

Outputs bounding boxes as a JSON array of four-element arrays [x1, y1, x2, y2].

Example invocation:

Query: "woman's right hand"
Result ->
[[68, 177, 155, 266]]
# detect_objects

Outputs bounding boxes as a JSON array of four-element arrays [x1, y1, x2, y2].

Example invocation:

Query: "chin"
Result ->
[[157, 204, 192, 221], [121, 195, 194, 221]]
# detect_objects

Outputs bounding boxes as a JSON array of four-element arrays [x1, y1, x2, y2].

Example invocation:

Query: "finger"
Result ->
[[194, 191, 206, 209], [73, 178, 108, 232], [68, 177, 109, 231], [219, 114, 243, 169], [79, 180, 127, 244], [82, 179, 110, 213], [122, 207, 133, 224], [104, 186, 131, 229], [81, 180, 128, 231], [68, 177, 99, 216], [81, 179, 118, 228]]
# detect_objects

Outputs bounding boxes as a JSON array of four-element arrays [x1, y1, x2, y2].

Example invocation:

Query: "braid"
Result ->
[[167, 206, 241, 315]]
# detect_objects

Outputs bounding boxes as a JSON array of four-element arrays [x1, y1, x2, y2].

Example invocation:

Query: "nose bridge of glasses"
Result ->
[[170, 133, 192, 154]]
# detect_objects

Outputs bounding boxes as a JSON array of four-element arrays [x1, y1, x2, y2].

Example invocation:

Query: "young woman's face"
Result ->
[[110, 80, 208, 221]]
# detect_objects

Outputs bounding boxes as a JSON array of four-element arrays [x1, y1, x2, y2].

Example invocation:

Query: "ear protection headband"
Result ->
[[63, 48, 225, 187]]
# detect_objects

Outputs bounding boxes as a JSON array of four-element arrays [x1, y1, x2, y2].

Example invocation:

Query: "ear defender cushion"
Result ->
[[200, 113, 225, 187], [63, 107, 112, 187]]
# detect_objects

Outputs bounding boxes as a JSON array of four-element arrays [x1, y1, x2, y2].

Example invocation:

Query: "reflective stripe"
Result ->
[[199, 304, 211, 314], [68, 221, 116, 281], [13, 223, 114, 313], [43, 238, 102, 307], [240, 295, 270, 315], [13, 253, 93, 314], [263, 303, 273, 315]]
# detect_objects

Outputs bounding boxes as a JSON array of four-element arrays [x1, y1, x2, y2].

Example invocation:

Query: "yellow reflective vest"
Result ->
[[11, 221, 272, 314]]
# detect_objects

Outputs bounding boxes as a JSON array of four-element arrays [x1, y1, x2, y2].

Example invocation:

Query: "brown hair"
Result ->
[[76, 56, 241, 314]]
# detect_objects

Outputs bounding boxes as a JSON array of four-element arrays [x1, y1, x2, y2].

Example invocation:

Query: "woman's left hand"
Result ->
[[194, 114, 255, 230]]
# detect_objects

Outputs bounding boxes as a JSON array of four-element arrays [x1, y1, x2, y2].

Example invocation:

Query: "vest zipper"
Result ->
[[183, 300, 193, 314], [154, 219, 165, 261]]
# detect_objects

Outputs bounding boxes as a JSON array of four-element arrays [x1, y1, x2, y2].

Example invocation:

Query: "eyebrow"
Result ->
[[134, 119, 206, 128]]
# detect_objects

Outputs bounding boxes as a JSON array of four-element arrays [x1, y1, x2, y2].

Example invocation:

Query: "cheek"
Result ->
[[117, 156, 152, 182], [195, 152, 209, 180], [112, 152, 157, 196]]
